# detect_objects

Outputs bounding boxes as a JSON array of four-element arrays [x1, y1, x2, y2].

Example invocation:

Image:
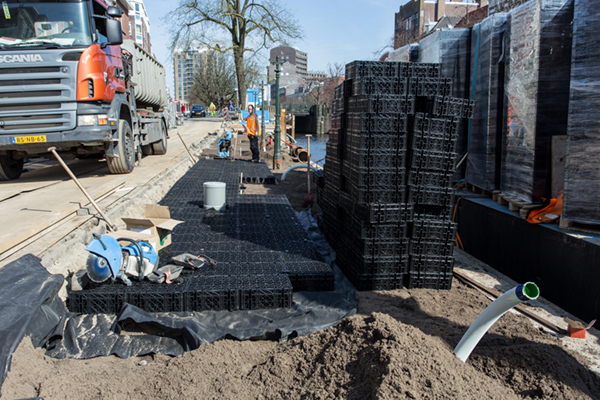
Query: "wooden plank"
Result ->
[[559, 217, 600, 235], [453, 269, 567, 335]]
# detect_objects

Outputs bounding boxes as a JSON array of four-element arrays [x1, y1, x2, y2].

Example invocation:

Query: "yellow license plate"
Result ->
[[12, 135, 47, 144]]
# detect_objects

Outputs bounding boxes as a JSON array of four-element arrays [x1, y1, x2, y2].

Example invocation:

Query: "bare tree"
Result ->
[[188, 52, 236, 109], [304, 77, 324, 105], [322, 62, 345, 106], [302, 62, 345, 107], [372, 36, 395, 60], [169, 0, 303, 108]]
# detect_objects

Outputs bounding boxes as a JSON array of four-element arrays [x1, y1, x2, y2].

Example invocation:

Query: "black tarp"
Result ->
[[0, 211, 357, 394], [0, 254, 66, 396]]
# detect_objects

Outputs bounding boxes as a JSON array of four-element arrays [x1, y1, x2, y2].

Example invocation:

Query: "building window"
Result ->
[[135, 3, 139, 11]]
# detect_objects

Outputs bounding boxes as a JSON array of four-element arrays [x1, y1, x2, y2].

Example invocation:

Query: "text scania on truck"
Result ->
[[0, 0, 169, 180]]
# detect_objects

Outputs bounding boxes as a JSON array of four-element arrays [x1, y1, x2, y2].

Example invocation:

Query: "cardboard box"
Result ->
[[565, 318, 596, 339], [120, 204, 183, 251], [107, 229, 156, 251]]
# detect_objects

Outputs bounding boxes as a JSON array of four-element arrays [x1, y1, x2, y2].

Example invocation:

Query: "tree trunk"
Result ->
[[233, 48, 246, 109]]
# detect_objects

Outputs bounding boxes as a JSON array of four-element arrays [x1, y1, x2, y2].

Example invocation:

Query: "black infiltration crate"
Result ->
[[325, 59, 467, 293], [405, 273, 453, 290], [355, 203, 414, 224], [70, 160, 336, 314], [408, 185, 455, 207], [68, 289, 127, 314], [412, 219, 457, 242], [236, 275, 293, 310], [409, 254, 455, 274], [410, 149, 457, 172], [343, 267, 404, 291]]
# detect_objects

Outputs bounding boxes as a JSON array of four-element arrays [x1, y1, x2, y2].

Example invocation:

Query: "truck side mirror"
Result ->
[[107, 6, 122, 18], [106, 19, 123, 46]]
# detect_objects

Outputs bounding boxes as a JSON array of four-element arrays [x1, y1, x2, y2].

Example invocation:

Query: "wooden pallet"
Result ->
[[465, 183, 494, 198], [495, 193, 540, 219], [559, 217, 600, 235]]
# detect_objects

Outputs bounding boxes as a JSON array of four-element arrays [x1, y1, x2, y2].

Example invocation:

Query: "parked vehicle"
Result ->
[[0, 0, 169, 180], [190, 104, 206, 118]]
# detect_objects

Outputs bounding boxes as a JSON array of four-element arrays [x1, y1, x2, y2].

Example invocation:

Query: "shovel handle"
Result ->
[[48, 147, 118, 231]]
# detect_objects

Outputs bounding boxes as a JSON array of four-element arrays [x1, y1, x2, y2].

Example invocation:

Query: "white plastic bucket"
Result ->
[[203, 182, 226, 211]]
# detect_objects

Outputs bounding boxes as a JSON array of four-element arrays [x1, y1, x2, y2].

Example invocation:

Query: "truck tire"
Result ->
[[152, 120, 168, 155], [0, 153, 23, 180], [106, 120, 135, 174], [141, 144, 153, 155]]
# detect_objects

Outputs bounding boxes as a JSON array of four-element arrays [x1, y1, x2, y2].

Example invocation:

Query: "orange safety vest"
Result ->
[[246, 113, 259, 136]]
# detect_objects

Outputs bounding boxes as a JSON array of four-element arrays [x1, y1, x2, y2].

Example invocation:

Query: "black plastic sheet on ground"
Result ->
[[0, 211, 356, 386], [0, 254, 66, 396]]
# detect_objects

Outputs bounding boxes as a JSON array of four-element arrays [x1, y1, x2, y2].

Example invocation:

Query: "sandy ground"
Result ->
[[3, 132, 600, 399], [5, 276, 600, 399]]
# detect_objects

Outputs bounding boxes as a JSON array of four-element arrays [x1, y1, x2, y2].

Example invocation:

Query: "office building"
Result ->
[[173, 48, 209, 107], [127, 0, 152, 53], [394, 0, 487, 48]]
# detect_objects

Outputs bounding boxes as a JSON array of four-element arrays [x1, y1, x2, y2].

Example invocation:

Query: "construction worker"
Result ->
[[242, 104, 260, 163], [210, 102, 216, 117]]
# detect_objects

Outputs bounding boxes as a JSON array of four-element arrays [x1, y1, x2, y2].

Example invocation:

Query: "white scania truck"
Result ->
[[0, 0, 169, 180]]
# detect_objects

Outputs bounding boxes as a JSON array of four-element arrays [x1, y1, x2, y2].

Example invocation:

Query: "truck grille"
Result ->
[[0, 79, 61, 86], [0, 67, 61, 74], [0, 52, 76, 134]]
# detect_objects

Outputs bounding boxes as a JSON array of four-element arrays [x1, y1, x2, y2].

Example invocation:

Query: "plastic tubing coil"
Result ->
[[453, 282, 540, 362]]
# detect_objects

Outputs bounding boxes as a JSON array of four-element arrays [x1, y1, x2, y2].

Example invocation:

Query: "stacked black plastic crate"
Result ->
[[320, 60, 472, 291]]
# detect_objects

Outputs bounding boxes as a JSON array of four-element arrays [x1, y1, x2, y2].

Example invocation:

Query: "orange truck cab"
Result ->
[[0, 0, 168, 180]]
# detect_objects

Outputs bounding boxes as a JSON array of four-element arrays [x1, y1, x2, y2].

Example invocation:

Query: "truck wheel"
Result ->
[[141, 145, 153, 155], [0, 153, 24, 180], [152, 120, 168, 155], [106, 120, 135, 174]]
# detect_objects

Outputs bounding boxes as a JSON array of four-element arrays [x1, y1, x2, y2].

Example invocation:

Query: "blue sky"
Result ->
[[143, 0, 406, 95]]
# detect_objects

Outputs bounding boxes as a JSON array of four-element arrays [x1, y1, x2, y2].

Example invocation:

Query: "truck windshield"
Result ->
[[0, 0, 92, 48]]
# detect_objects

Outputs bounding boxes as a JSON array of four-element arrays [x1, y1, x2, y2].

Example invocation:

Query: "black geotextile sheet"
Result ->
[[0, 254, 66, 396], [0, 211, 357, 394]]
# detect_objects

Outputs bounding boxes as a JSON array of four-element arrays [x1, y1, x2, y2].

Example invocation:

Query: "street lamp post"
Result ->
[[260, 81, 266, 146], [272, 56, 284, 169]]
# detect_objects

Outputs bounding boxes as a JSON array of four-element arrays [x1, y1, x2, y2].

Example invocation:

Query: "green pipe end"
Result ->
[[521, 282, 540, 300]]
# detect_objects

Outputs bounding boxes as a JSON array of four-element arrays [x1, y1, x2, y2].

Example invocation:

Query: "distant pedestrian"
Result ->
[[242, 104, 260, 163], [210, 102, 216, 117], [229, 101, 234, 111]]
